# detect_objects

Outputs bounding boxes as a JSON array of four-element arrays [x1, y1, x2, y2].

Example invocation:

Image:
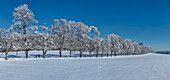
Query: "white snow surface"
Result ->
[[0, 51, 170, 80]]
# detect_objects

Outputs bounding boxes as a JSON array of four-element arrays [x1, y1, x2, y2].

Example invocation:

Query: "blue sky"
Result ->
[[0, 0, 170, 51]]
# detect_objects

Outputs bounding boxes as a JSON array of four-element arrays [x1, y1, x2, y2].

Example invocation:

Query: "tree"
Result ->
[[132, 41, 140, 55], [12, 4, 38, 59], [88, 26, 100, 57], [100, 38, 106, 57], [93, 38, 101, 57], [50, 19, 69, 57], [125, 39, 134, 55], [139, 42, 146, 54], [67, 21, 77, 57], [0, 28, 13, 60], [107, 34, 120, 57], [139, 42, 144, 46], [122, 39, 129, 56], [104, 36, 111, 57], [75, 22, 90, 58], [39, 24, 49, 58], [0, 4, 153, 59], [117, 37, 124, 56]]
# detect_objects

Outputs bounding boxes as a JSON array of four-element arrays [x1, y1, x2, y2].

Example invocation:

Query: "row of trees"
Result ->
[[0, 4, 152, 60]]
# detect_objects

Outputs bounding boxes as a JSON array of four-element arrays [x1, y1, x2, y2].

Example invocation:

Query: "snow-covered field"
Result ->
[[0, 51, 170, 80]]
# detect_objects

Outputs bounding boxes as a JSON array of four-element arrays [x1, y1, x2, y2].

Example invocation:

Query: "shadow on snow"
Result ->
[[0, 52, 124, 59]]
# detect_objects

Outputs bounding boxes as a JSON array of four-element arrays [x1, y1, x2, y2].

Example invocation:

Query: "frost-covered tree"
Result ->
[[107, 34, 120, 57], [75, 22, 90, 58], [0, 4, 153, 59], [42, 24, 48, 58], [93, 38, 101, 57], [50, 19, 69, 57], [37, 24, 49, 58], [125, 39, 134, 55], [88, 26, 100, 57], [122, 40, 128, 56], [0, 28, 13, 60], [12, 4, 38, 59], [138, 42, 145, 54], [132, 41, 140, 55], [67, 21, 77, 57], [138, 43, 152, 54], [147, 47, 152, 53], [104, 37, 111, 57], [116, 37, 124, 56], [26, 25, 39, 51], [100, 38, 106, 57]]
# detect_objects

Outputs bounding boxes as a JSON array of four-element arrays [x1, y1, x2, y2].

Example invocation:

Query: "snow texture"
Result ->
[[0, 51, 169, 80]]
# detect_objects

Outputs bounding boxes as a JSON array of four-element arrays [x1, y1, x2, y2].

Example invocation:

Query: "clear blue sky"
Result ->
[[0, 0, 170, 51]]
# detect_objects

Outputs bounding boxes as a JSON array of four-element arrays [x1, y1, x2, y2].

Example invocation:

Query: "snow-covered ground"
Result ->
[[0, 51, 170, 80]]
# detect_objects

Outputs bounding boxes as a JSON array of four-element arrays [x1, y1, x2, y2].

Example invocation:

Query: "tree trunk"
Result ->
[[70, 49, 72, 57], [23, 25, 28, 59], [5, 52, 8, 60], [107, 51, 109, 57], [59, 50, 62, 58], [101, 51, 103, 57], [80, 51, 82, 58], [25, 50, 28, 59], [96, 51, 99, 58], [43, 52, 45, 58], [111, 51, 113, 57], [43, 50, 47, 59], [114, 51, 116, 56], [89, 51, 92, 58]]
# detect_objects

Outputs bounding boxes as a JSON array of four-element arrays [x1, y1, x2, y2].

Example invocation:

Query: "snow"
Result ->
[[0, 51, 169, 80]]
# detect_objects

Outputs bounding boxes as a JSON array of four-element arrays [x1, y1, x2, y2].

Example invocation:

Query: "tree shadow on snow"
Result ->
[[0, 53, 123, 59], [71, 53, 115, 58], [8, 55, 23, 58], [30, 54, 69, 58], [29, 53, 112, 58]]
